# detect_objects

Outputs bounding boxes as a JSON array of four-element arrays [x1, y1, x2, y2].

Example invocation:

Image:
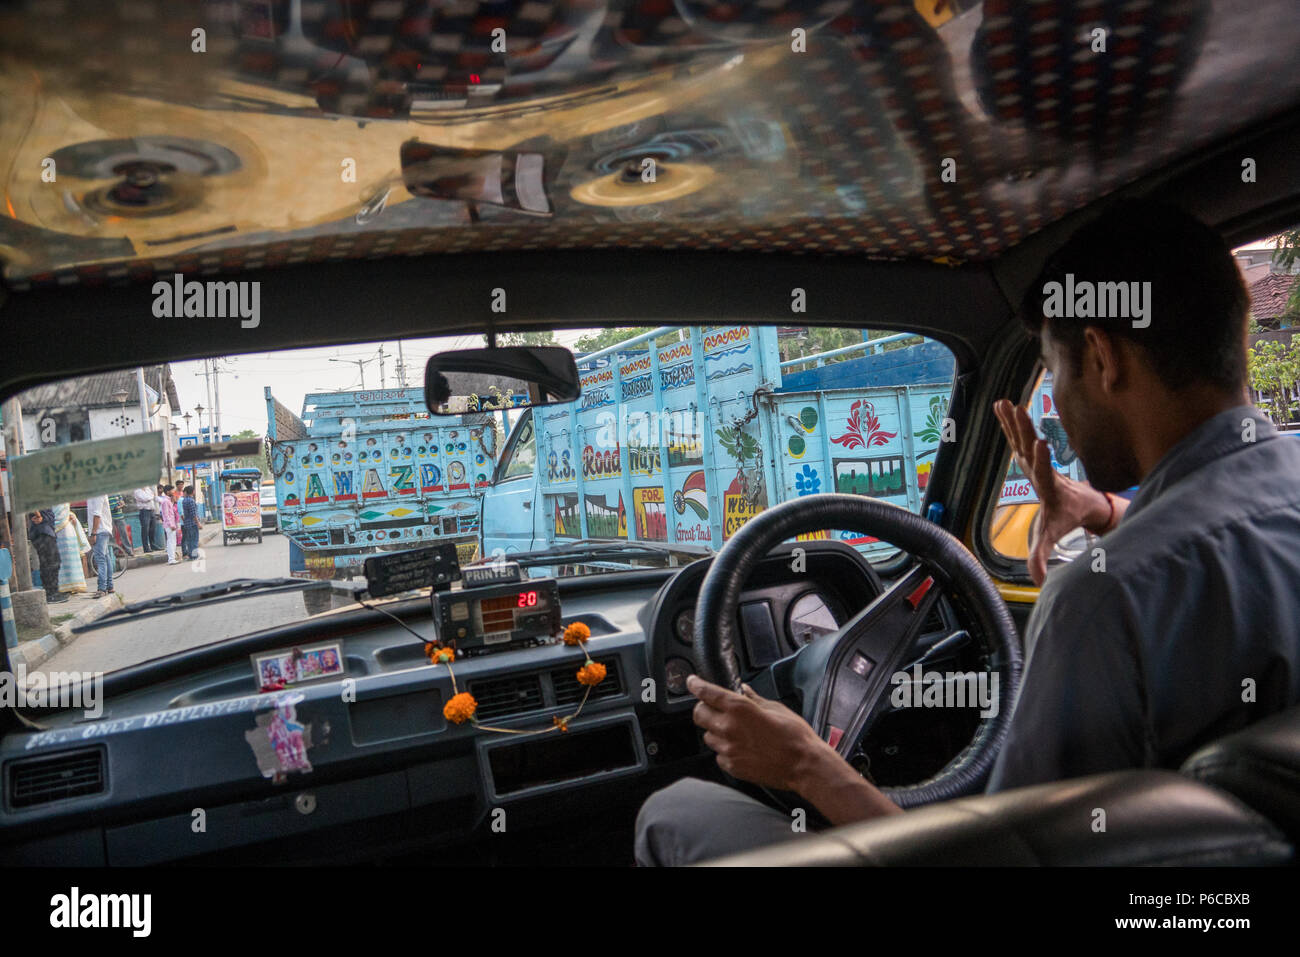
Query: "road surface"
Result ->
[[32, 530, 320, 678]]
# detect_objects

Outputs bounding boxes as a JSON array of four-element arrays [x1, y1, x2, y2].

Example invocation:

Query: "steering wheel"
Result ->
[[693, 494, 1023, 808]]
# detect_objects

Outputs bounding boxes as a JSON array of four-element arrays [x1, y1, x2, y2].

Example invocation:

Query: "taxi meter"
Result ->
[[432, 561, 561, 655]]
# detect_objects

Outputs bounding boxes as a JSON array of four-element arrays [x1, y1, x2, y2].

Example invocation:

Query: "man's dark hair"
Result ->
[[1020, 199, 1249, 393], [184, 485, 194, 495]]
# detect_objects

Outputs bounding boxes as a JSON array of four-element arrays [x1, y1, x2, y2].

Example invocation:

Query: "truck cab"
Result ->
[[481, 407, 541, 558]]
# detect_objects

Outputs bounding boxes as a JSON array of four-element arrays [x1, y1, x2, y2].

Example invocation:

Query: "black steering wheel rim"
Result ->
[[693, 493, 1023, 808]]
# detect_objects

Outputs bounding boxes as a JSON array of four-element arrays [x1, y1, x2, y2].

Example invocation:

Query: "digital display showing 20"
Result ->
[[480, 591, 545, 633]]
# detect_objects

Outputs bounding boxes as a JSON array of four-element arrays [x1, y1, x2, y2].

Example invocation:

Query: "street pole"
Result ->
[[206, 360, 216, 448], [0, 397, 33, 591], [378, 344, 387, 390], [204, 360, 216, 520], [136, 367, 150, 431], [396, 341, 406, 388], [329, 356, 372, 390], [213, 359, 223, 466]]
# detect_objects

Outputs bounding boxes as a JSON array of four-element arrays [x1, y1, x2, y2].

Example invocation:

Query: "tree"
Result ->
[[231, 428, 270, 474], [1272, 228, 1300, 270], [574, 328, 681, 354], [1247, 339, 1300, 426], [780, 328, 922, 364], [496, 331, 557, 347], [1270, 228, 1300, 318]]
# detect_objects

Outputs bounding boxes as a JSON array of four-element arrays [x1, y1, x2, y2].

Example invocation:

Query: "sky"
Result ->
[[170, 328, 598, 439]]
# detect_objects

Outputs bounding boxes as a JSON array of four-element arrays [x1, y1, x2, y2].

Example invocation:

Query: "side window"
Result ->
[[988, 370, 1092, 564], [501, 416, 536, 480]]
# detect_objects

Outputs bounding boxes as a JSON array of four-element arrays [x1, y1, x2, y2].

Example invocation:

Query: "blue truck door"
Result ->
[[480, 408, 539, 558]]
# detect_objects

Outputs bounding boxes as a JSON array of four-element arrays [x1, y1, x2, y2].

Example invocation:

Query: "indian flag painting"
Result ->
[[673, 470, 708, 521]]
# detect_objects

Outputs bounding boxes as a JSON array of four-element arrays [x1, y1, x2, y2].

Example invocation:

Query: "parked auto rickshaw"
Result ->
[[219, 468, 264, 546]]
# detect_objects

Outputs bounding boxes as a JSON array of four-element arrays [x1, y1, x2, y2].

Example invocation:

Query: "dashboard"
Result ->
[[0, 542, 972, 865]]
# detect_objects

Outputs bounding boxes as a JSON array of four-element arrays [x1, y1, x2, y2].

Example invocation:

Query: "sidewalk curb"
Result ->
[[9, 633, 61, 670], [122, 523, 222, 568], [51, 593, 123, 647]]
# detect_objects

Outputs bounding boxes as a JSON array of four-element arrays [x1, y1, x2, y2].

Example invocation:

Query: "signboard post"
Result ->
[[8, 432, 166, 516]]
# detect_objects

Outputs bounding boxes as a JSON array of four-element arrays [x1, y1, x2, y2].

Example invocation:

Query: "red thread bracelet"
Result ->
[[1087, 492, 1116, 535]]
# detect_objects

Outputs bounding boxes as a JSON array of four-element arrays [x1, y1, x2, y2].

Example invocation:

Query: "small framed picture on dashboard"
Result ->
[[252, 641, 345, 690]]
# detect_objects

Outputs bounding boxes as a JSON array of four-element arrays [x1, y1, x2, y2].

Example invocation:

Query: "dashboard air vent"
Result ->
[[552, 657, 623, 707], [468, 673, 544, 720], [7, 748, 106, 809]]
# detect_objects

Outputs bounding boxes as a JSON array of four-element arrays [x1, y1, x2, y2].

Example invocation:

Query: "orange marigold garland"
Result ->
[[576, 661, 606, 687], [444, 692, 478, 725], [421, 621, 604, 736], [562, 621, 591, 646]]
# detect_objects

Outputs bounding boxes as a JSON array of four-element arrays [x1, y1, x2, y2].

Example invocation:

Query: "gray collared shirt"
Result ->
[[988, 405, 1300, 791]]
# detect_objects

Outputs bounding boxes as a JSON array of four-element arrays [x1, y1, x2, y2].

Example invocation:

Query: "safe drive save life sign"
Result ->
[[9, 432, 166, 515]]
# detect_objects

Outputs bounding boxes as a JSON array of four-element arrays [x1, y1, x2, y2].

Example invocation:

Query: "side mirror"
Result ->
[[424, 346, 581, 415]]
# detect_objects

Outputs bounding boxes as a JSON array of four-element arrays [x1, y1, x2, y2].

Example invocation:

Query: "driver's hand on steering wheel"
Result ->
[[688, 674, 904, 825], [688, 674, 838, 792]]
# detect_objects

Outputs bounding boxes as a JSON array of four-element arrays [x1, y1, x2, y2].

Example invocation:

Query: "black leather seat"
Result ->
[[1182, 704, 1300, 845], [700, 770, 1292, 866]]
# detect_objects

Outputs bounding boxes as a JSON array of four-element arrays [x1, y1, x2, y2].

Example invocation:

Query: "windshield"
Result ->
[[2, 324, 953, 676]]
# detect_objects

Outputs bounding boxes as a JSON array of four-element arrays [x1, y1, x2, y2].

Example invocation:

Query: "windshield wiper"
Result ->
[[73, 578, 332, 634], [474, 540, 711, 569]]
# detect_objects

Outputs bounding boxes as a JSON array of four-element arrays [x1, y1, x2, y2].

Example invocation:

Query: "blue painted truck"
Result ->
[[480, 325, 962, 562], [264, 386, 506, 580]]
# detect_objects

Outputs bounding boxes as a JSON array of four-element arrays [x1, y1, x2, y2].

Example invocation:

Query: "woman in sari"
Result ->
[[52, 503, 90, 594]]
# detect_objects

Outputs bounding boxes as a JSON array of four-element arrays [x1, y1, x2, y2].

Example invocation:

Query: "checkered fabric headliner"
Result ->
[[1, 0, 1299, 288]]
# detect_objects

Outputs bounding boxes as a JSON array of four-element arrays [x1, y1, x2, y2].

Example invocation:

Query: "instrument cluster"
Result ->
[[646, 542, 889, 708]]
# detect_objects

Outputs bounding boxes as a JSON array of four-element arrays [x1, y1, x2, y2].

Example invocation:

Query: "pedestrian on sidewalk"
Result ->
[[168, 486, 184, 553], [86, 493, 115, 598], [154, 485, 168, 550], [160, 484, 180, 564], [52, 503, 89, 595], [109, 493, 134, 556], [181, 485, 200, 560], [133, 486, 157, 553], [27, 509, 69, 604]]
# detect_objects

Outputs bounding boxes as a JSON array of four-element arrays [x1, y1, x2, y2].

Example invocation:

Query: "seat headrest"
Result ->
[[1182, 704, 1300, 842], [701, 771, 1291, 866]]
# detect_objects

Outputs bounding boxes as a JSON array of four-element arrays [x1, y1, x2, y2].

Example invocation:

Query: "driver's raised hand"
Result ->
[[687, 674, 832, 793], [992, 399, 1120, 586]]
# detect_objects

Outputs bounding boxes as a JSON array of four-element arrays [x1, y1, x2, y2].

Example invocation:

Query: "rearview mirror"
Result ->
[[424, 346, 580, 415]]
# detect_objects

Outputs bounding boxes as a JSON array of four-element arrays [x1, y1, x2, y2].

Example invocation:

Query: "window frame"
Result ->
[[493, 407, 536, 484]]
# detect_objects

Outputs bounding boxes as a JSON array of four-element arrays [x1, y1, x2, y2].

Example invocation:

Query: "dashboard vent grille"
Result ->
[[468, 673, 544, 721], [922, 604, 946, 635], [552, 657, 623, 707], [7, 748, 105, 809]]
